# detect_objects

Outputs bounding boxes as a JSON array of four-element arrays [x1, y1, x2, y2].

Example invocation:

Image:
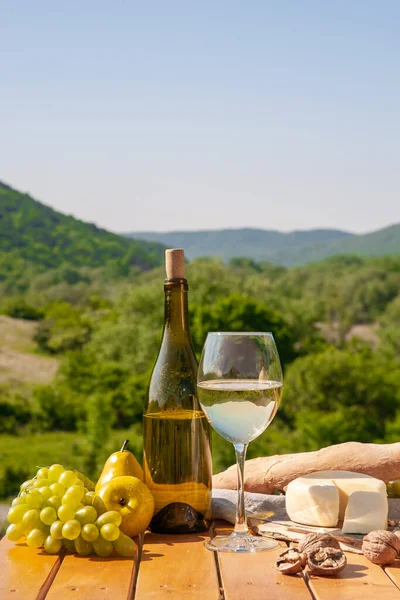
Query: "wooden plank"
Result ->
[[45, 546, 139, 600], [213, 523, 312, 600], [307, 552, 400, 600], [384, 560, 400, 591], [0, 536, 63, 600], [218, 549, 313, 600], [135, 532, 220, 599]]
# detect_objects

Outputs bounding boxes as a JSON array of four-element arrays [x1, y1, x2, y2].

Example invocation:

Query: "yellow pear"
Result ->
[[95, 440, 143, 492], [94, 475, 155, 537]]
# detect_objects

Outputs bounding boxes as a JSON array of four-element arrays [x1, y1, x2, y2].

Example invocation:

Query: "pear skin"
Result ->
[[95, 440, 144, 492], [94, 475, 154, 537]]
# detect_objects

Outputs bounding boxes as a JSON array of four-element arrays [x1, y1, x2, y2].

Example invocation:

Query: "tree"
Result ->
[[190, 293, 297, 365], [34, 302, 93, 354], [378, 295, 400, 359], [280, 343, 400, 449]]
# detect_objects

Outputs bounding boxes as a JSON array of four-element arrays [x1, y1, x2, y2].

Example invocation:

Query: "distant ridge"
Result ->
[[0, 181, 166, 274], [125, 225, 400, 266], [1, 180, 398, 272]]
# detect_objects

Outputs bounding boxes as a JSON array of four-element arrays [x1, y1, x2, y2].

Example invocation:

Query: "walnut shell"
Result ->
[[362, 530, 400, 565], [298, 533, 341, 556], [276, 547, 307, 575], [307, 547, 347, 576], [393, 530, 400, 545]]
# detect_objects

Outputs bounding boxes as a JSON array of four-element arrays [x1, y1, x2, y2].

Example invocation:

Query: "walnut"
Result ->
[[276, 547, 307, 575], [298, 533, 341, 556], [362, 530, 400, 565], [393, 530, 400, 545], [307, 547, 347, 576]]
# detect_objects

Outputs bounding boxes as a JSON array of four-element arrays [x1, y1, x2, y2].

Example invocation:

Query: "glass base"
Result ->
[[205, 533, 279, 553]]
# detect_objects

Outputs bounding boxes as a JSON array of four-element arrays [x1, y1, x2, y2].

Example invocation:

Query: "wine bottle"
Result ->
[[143, 249, 212, 533]]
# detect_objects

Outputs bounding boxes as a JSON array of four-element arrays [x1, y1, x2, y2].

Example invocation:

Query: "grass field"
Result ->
[[0, 426, 143, 492]]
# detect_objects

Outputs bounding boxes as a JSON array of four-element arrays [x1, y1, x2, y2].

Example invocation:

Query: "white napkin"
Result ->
[[212, 488, 400, 524]]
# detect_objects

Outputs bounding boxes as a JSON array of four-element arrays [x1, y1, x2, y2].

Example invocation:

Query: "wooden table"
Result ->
[[2, 522, 400, 599]]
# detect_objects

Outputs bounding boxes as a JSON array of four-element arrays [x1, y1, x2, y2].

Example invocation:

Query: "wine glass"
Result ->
[[197, 332, 283, 552]]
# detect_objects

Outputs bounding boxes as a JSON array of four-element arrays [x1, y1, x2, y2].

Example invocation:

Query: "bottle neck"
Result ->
[[163, 278, 191, 342]]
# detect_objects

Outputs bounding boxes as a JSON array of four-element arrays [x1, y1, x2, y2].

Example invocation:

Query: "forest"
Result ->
[[1, 250, 399, 498]]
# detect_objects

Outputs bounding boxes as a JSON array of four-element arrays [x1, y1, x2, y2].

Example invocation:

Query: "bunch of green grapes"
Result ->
[[6, 464, 136, 558]]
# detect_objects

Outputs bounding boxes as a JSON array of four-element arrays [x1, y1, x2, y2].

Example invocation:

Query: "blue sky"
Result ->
[[1, 1, 399, 233]]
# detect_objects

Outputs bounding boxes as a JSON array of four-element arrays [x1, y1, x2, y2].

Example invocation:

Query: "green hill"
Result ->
[[0, 181, 166, 282], [126, 225, 400, 266]]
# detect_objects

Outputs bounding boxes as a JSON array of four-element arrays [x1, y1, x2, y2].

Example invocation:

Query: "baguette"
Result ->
[[212, 441, 400, 493]]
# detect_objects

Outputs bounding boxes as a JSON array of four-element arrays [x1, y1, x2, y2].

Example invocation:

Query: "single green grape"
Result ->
[[6, 523, 24, 542], [26, 490, 44, 509], [58, 470, 77, 488], [74, 535, 93, 556], [75, 506, 97, 526], [61, 494, 81, 510], [8, 504, 29, 524], [50, 520, 64, 540], [63, 538, 76, 553], [96, 511, 122, 528], [46, 496, 62, 511], [22, 509, 41, 531], [113, 532, 137, 557], [48, 464, 65, 483], [65, 485, 84, 502], [93, 537, 113, 557], [50, 482, 65, 497], [100, 523, 120, 542], [40, 507, 57, 526], [34, 478, 50, 489], [58, 505, 76, 522], [62, 519, 81, 540], [20, 479, 33, 491], [39, 487, 52, 501], [38, 522, 51, 536], [12, 496, 26, 507], [36, 467, 49, 479], [26, 528, 46, 548], [81, 523, 99, 542], [61, 486, 83, 509], [44, 536, 62, 554], [82, 491, 95, 506]]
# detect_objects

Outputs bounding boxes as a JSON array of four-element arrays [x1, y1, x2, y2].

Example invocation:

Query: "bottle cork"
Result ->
[[165, 248, 185, 279]]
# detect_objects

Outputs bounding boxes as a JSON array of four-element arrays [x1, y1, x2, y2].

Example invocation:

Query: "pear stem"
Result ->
[[121, 439, 129, 452]]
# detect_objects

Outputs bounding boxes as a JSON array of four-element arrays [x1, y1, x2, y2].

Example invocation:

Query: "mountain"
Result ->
[[1, 179, 398, 276], [0, 181, 165, 275], [125, 225, 400, 266]]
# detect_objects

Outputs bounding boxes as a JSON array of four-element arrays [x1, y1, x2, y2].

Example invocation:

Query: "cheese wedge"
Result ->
[[285, 480, 339, 527], [286, 470, 387, 531], [302, 471, 387, 519], [342, 490, 388, 534]]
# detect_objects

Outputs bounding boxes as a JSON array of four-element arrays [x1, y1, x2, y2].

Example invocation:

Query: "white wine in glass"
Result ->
[[198, 332, 283, 552]]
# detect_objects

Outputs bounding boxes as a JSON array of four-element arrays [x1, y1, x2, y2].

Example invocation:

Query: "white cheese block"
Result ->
[[342, 490, 388, 534], [286, 470, 387, 528], [286, 480, 339, 527], [295, 471, 387, 519]]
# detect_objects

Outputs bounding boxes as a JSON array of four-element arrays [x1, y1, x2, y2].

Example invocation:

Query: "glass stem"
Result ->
[[233, 443, 249, 536]]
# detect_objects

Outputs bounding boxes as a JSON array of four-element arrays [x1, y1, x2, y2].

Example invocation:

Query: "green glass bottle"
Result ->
[[143, 249, 212, 533]]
